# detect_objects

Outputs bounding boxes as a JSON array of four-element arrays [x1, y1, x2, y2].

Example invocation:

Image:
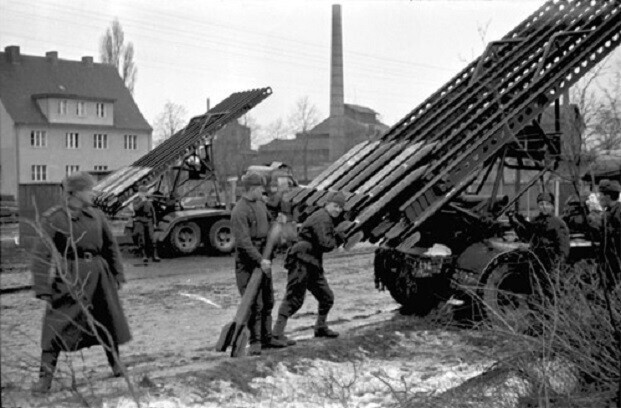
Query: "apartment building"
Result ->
[[0, 46, 152, 201]]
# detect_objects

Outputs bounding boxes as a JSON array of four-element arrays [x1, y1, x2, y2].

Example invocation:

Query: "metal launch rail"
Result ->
[[94, 87, 272, 215], [286, 0, 621, 253]]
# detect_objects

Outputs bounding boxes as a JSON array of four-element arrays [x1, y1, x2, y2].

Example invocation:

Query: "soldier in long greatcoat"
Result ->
[[30, 172, 131, 394]]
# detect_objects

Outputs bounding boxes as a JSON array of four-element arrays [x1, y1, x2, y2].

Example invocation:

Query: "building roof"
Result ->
[[308, 114, 387, 136], [345, 103, 377, 115], [0, 47, 151, 131]]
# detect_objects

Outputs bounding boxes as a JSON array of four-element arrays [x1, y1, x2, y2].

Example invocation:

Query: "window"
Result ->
[[30, 130, 47, 147], [59, 100, 67, 115], [66, 165, 80, 175], [31, 165, 47, 181], [77, 101, 85, 116], [124, 134, 137, 150], [93, 134, 108, 149], [66, 132, 79, 149], [94, 165, 108, 171], [96, 103, 106, 118]]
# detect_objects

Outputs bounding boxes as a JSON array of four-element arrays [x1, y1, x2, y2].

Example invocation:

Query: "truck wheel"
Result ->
[[170, 222, 201, 254], [480, 254, 542, 333], [209, 219, 235, 255]]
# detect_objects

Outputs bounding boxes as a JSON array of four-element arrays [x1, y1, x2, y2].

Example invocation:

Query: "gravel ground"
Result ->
[[1, 245, 515, 408]]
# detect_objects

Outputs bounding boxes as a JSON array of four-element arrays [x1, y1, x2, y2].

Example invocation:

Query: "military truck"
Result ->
[[284, 0, 621, 325], [94, 88, 272, 255]]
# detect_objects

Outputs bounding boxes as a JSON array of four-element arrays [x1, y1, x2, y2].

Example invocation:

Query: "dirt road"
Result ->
[[1, 246, 507, 407]]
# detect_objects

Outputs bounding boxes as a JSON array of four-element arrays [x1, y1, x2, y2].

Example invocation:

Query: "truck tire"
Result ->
[[479, 250, 544, 333], [208, 219, 235, 255], [169, 222, 201, 254]]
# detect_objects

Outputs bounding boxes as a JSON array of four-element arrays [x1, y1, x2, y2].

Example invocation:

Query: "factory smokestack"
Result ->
[[329, 4, 346, 161]]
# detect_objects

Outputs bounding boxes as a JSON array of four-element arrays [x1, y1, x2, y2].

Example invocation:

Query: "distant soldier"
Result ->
[[272, 191, 346, 344], [30, 172, 131, 394], [593, 179, 621, 287], [231, 173, 287, 356], [132, 185, 160, 263], [508, 191, 570, 271]]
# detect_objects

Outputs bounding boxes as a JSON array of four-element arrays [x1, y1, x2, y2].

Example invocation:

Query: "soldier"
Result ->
[[132, 185, 160, 263], [231, 173, 287, 356], [594, 179, 621, 287], [508, 191, 570, 271], [272, 191, 346, 344], [30, 172, 132, 394]]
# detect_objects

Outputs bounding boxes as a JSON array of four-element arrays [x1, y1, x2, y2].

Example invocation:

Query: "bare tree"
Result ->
[[458, 20, 491, 63], [570, 52, 621, 153], [99, 19, 137, 94], [262, 118, 290, 141], [288, 97, 321, 182], [152, 101, 189, 146]]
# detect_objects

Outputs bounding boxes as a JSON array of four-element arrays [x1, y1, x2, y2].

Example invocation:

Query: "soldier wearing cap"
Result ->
[[231, 172, 286, 356], [30, 172, 131, 394], [595, 179, 621, 286], [508, 191, 570, 271], [272, 190, 346, 344], [132, 185, 160, 263]]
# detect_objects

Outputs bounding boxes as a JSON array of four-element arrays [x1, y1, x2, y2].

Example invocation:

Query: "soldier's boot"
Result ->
[[105, 344, 123, 378], [314, 314, 339, 338], [152, 246, 161, 263], [247, 317, 263, 356], [248, 342, 262, 356], [272, 314, 296, 346], [261, 315, 287, 349], [32, 350, 58, 394]]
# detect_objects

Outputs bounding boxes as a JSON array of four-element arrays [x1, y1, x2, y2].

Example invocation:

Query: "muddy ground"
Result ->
[[1, 245, 520, 408]]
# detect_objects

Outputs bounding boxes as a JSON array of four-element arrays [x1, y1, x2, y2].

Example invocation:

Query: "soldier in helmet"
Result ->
[[272, 191, 346, 345], [231, 173, 287, 356], [30, 172, 131, 394], [508, 191, 570, 271], [593, 179, 621, 287], [132, 185, 160, 263]]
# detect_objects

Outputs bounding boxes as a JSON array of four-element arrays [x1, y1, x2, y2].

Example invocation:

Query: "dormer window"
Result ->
[[96, 103, 106, 118], [77, 101, 85, 116], [59, 100, 67, 115]]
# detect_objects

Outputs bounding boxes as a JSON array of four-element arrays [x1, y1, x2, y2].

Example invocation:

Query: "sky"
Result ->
[[0, 0, 549, 141]]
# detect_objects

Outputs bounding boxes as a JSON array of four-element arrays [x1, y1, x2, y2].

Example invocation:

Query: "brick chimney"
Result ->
[[4, 46, 20, 64], [46, 51, 58, 64], [82, 56, 93, 67], [329, 4, 346, 161]]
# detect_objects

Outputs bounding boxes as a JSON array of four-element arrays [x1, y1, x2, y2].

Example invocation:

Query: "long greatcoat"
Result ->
[[31, 205, 131, 352]]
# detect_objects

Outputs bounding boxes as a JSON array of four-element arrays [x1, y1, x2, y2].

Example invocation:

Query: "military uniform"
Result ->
[[599, 200, 621, 285], [511, 211, 570, 271], [31, 203, 131, 390], [594, 181, 621, 287], [133, 199, 158, 261], [231, 196, 274, 347], [277, 207, 340, 334]]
